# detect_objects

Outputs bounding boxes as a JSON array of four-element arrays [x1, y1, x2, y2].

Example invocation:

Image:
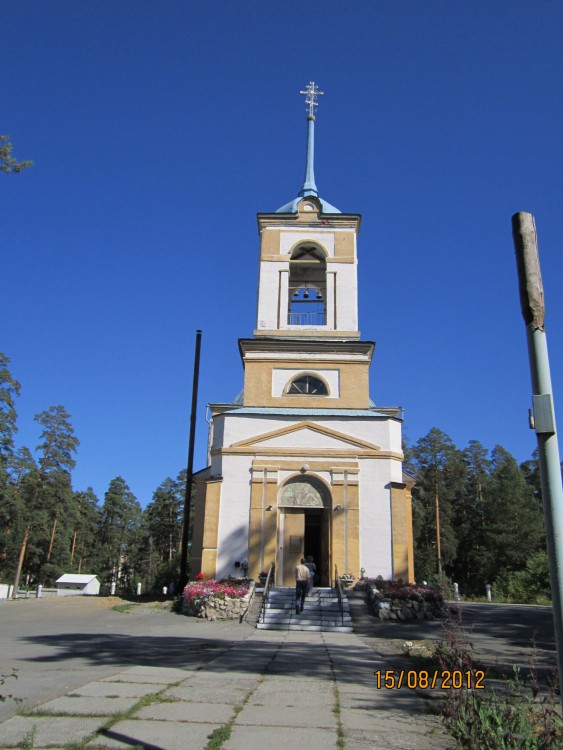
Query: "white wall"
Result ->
[[215, 454, 252, 579], [358, 458, 394, 578], [219, 414, 401, 453], [213, 413, 403, 581]]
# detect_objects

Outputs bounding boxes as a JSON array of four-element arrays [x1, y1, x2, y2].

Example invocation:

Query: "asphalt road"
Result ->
[[350, 595, 557, 676], [0, 596, 252, 723], [0, 595, 558, 726]]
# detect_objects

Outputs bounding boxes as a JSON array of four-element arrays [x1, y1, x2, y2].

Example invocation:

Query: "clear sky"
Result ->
[[3, 1, 563, 507]]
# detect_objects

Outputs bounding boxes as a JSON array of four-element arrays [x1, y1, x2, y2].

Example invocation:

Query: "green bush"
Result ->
[[493, 551, 551, 604], [443, 668, 562, 749], [152, 556, 181, 594]]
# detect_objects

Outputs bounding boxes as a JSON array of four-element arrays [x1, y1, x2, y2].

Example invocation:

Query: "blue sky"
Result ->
[[3, 1, 563, 507]]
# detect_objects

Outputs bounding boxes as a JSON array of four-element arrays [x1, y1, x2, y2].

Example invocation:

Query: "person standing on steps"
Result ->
[[294, 558, 310, 614], [305, 555, 316, 595]]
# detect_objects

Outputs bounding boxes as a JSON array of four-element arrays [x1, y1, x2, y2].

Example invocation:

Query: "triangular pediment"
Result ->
[[230, 421, 380, 451]]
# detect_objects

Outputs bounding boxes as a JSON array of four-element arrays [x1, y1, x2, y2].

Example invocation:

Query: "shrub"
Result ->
[[364, 577, 443, 604], [493, 551, 551, 605], [152, 555, 181, 594], [439, 610, 562, 747]]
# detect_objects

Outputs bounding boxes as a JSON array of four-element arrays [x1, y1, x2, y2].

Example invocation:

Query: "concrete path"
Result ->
[[0, 625, 453, 749]]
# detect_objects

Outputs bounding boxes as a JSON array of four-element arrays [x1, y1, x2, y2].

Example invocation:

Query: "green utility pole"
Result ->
[[512, 212, 563, 709]]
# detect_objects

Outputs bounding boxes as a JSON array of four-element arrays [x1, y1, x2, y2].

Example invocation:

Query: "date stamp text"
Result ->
[[374, 669, 485, 690]]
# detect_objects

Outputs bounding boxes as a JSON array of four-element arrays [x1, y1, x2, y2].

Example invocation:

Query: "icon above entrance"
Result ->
[[278, 476, 330, 508]]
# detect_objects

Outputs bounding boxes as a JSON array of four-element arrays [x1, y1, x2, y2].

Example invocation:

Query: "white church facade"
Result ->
[[191, 84, 414, 587]]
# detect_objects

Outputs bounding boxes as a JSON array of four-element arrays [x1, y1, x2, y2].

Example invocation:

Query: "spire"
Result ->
[[275, 81, 341, 214], [298, 82, 323, 198]]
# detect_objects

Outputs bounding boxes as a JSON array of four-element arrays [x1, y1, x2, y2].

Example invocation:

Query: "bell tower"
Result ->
[[241, 82, 372, 411], [191, 83, 414, 588], [254, 82, 360, 340]]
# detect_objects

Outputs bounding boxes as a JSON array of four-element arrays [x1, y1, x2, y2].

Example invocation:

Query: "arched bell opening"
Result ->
[[278, 475, 331, 586], [288, 244, 327, 326]]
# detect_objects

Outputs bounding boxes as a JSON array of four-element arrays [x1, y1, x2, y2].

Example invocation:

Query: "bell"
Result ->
[[303, 290, 309, 299], [316, 291, 323, 300]]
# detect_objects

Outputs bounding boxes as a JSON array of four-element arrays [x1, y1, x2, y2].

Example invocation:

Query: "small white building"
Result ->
[[56, 574, 100, 596]]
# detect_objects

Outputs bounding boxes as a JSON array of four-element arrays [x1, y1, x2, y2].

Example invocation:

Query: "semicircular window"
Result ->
[[287, 374, 328, 396]]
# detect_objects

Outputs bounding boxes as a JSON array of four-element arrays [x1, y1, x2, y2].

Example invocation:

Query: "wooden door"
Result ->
[[282, 510, 305, 585]]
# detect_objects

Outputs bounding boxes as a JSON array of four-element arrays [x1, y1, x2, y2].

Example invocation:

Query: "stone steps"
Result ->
[[257, 587, 353, 633]]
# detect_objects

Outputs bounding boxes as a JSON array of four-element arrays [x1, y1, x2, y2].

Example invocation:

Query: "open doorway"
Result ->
[[304, 509, 330, 586]]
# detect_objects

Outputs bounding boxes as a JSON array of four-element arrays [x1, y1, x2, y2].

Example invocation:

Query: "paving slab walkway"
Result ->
[[0, 626, 453, 750]]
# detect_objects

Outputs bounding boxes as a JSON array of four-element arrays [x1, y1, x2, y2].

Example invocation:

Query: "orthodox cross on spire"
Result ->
[[300, 81, 324, 120]]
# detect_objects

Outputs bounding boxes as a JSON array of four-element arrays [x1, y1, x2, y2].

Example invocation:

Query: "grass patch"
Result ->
[[19, 727, 36, 749], [111, 602, 140, 614], [324, 638, 346, 750], [203, 676, 262, 750], [437, 615, 563, 748], [462, 594, 552, 606], [332, 685, 345, 750], [57, 681, 184, 750], [442, 671, 563, 748], [205, 725, 232, 750]]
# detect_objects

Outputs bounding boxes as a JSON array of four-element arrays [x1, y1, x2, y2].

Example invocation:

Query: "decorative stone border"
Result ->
[[182, 581, 255, 621], [366, 584, 446, 622]]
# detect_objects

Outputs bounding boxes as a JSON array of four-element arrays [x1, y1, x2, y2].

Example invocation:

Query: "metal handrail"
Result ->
[[258, 562, 275, 624], [334, 565, 344, 625]]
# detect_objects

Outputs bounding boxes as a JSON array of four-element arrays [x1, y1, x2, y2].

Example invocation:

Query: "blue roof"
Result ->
[[276, 196, 341, 215], [227, 408, 392, 418]]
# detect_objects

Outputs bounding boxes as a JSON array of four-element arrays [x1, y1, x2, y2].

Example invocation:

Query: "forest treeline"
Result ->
[[0, 352, 551, 601], [0, 353, 185, 594], [406, 429, 550, 601]]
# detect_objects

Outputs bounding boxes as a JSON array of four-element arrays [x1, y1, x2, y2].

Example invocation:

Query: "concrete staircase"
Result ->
[[257, 587, 353, 632]]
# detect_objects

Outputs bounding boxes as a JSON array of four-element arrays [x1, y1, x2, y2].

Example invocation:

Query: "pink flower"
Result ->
[[183, 578, 250, 604]]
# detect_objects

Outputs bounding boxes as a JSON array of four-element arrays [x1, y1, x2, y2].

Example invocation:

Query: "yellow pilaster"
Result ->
[[390, 481, 414, 582], [248, 469, 279, 580], [200, 479, 222, 578], [331, 473, 360, 581], [264, 480, 278, 572], [190, 479, 207, 577], [248, 476, 264, 581], [346, 480, 360, 581], [331, 484, 345, 582]]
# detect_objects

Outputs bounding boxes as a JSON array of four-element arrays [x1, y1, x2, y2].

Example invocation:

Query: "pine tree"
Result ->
[[98, 477, 141, 590], [481, 446, 545, 583], [0, 356, 23, 579], [70, 488, 101, 574], [145, 477, 183, 564], [0, 136, 32, 174], [12, 406, 78, 594], [0, 353, 21, 473], [410, 428, 461, 581], [451, 440, 492, 594]]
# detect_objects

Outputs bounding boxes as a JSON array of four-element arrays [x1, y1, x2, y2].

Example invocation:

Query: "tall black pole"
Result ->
[[179, 329, 202, 593]]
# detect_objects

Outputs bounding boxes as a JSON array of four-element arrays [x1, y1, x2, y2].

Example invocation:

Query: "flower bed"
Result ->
[[182, 576, 254, 620], [359, 578, 446, 622]]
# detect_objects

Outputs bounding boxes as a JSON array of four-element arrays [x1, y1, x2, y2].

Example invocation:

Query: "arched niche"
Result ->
[[278, 475, 331, 509]]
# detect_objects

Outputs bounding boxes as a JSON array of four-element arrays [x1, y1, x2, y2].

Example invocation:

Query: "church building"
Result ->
[[191, 83, 414, 587]]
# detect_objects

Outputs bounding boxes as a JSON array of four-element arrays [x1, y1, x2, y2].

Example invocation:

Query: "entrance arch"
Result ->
[[278, 476, 331, 586]]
